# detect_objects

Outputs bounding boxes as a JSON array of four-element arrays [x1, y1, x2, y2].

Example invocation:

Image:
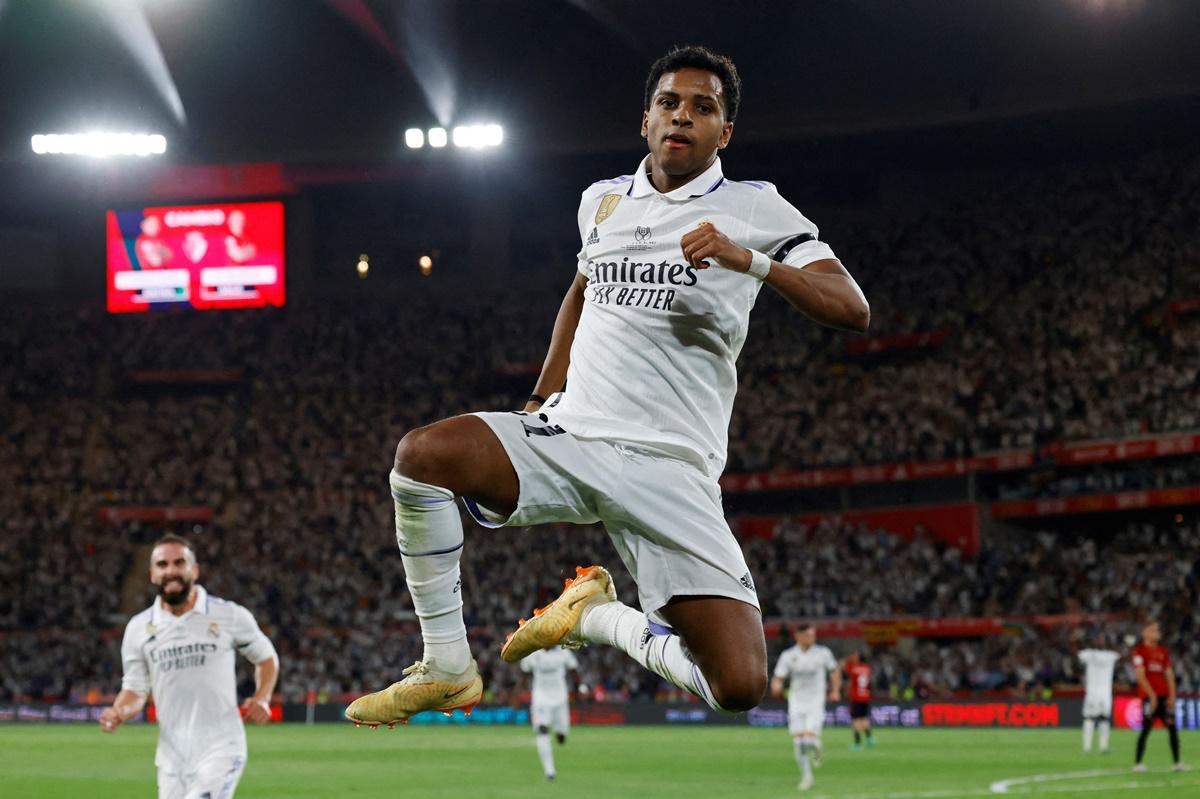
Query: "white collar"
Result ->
[[629, 154, 725, 201], [153, 584, 208, 624]]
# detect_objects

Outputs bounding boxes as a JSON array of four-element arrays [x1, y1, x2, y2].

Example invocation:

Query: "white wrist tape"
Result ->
[[746, 249, 772, 281]]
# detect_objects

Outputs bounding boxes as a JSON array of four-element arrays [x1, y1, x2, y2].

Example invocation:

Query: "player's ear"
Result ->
[[717, 121, 733, 150], [641, 110, 649, 139]]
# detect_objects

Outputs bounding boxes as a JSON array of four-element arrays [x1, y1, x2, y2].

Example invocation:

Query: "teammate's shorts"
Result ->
[[850, 701, 870, 720], [531, 700, 570, 735], [158, 751, 245, 799], [788, 703, 826, 737], [465, 410, 759, 617], [1082, 694, 1113, 720], [1142, 698, 1175, 728]]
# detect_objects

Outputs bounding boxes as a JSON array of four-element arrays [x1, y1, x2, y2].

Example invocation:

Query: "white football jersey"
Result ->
[[1078, 648, 1120, 698], [120, 585, 276, 771], [774, 644, 838, 708], [521, 646, 578, 706], [544, 156, 838, 477]]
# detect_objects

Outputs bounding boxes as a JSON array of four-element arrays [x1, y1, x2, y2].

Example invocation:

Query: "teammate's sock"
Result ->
[[391, 469, 470, 675], [1083, 719, 1095, 752], [536, 733, 555, 777], [1098, 720, 1110, 752], [1169, 725, 1181, 764], [580, 601, 728, 712], [854, 730, 862, 745], [556, 732, 566, 746], [1135, 726, 1151, 764], [793, 739, 808, 774]]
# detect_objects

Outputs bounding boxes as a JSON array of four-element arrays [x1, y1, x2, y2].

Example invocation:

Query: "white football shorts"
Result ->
[[1083, 693, 1113, 719], [788, 703, 827, 737], [531, 700, 571, 735], [465, 408, 759, 617], [158, 751, 245, 799]]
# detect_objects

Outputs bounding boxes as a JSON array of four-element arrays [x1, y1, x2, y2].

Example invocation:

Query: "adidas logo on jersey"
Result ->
[[586, 227, 600, 246]]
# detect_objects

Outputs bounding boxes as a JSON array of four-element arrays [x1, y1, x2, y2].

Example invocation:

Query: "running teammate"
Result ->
[[844, 650, 874, 750], [1077, 634, 1119, 754], [100, 535, 279, 799], [771, 624, 841, 791], [520, 645, 579, 781], [1131, 621, 1184, 772], [346, 45, 868, 729]]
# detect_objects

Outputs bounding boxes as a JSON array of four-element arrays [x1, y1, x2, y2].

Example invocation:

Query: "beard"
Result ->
[[157, 577, 193, 606]]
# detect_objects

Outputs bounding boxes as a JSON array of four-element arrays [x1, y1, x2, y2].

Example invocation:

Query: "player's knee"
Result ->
[[394, 425, 452, 484], [712, 669, 767, 713], [537, 725, 549, 735]]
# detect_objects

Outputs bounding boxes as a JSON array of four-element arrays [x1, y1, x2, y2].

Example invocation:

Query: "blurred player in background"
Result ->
[[1131, 621, 1183, 772], [346, 44, 867, 729], [843, 649, 874, 750], [519, 645, 579, 781], [1077, 632, 1119, 754], [771, 624, 841, 791], [99, 535, 279, 799]]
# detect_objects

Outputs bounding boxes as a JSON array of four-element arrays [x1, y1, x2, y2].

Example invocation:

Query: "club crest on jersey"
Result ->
[[207, 622, 221, 638], [623, 226, 654, 251], [594, 193, 622, 225], [145, 622, 157, 638]]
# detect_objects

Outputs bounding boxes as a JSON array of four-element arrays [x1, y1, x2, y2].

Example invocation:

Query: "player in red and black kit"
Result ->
[[1131, 621, 1183, 772], [844, 650, 874, 750]]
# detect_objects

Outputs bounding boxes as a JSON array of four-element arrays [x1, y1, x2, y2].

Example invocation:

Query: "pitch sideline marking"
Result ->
[[989, 768, 1124, 793], [812, 772, 1198, 799]]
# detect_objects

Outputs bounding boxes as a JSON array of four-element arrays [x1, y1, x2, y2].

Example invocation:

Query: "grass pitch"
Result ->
[[0, 723, 1194, 798]]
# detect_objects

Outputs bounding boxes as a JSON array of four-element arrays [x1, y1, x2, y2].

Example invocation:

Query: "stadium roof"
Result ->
[[2, 0, 1199, 166]]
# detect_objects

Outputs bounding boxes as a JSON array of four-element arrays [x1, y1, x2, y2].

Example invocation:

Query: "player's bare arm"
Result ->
[[828, 666, 843, 703], [1167, 666, 1177, 708], [525, 271, 589, 412], [241, 654, 279, 724], [770, 674, 785, 699], [679, 223, 869, 333], [99, 688, 148, 733]]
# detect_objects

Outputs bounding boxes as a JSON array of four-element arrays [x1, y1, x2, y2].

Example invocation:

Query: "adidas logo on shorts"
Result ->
[[739, 572, 755, 591]]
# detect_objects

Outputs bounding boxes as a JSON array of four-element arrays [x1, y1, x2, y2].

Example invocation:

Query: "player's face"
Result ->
[[150, 543, 198, 606], [1143, 623, 1160, 645], [795, 628, 816, 648], [141, 216, 160, 236], [228, 210, 245, 236], [641, 68, 733, 182]]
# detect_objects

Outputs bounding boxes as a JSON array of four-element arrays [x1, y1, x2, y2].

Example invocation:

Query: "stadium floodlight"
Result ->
[[427, 127, 448, 148], [404, 128, 424, 149], [418, 254, 433, 276], [451, 124, 504, 149], [31, 132, 167, 158]]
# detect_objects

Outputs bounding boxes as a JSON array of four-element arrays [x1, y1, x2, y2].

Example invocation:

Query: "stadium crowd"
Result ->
[[3, 151, 1200, 705]]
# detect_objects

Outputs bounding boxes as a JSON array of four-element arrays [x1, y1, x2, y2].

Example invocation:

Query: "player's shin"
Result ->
[[580, 602, 726, 712], [1083, 718, 1095, 752], [391, 469, 471, 675], [536, 732, 555, 778], [1098, 720, 1110, 752]]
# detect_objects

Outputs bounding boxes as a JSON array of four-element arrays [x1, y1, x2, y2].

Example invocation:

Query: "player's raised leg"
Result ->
[[346, 415, 519, 727]]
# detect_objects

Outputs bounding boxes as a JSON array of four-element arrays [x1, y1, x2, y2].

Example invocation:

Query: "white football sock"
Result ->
[[1098, 720, 1111, 751], [1083, 719, 1095, 752], [390, 469, 470, 675], [581, 601, 725, 712], [797, 740, 813, 777], [536, 733, 555, 777]]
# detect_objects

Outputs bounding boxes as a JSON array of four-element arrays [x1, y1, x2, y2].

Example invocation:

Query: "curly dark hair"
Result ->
[[644, 45, 742, 123]]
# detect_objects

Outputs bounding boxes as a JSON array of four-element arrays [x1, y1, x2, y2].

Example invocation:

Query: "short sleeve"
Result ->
[[1132, 652, 1145, 668], [746, 185, 838, 269], [565, 651, 580, 670], [231, 605, 277, 664], [120, 620, 151, 694], [825, 649, 838, 672], [772, 652, 791, 679], [1079, 650, 1092, 666], [520, 657, 534, 673]]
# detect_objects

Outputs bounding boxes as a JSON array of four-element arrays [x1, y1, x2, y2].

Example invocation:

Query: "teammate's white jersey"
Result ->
[[545, 156, 838, 477], [520, 646, 579, 707], [120, 585, 276, 771], [1078, 648, 1120, 698], [774, 644, 838, 708]]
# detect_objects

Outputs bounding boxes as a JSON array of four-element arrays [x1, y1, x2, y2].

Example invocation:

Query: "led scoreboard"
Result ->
[[106, 201, 285, 312]]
